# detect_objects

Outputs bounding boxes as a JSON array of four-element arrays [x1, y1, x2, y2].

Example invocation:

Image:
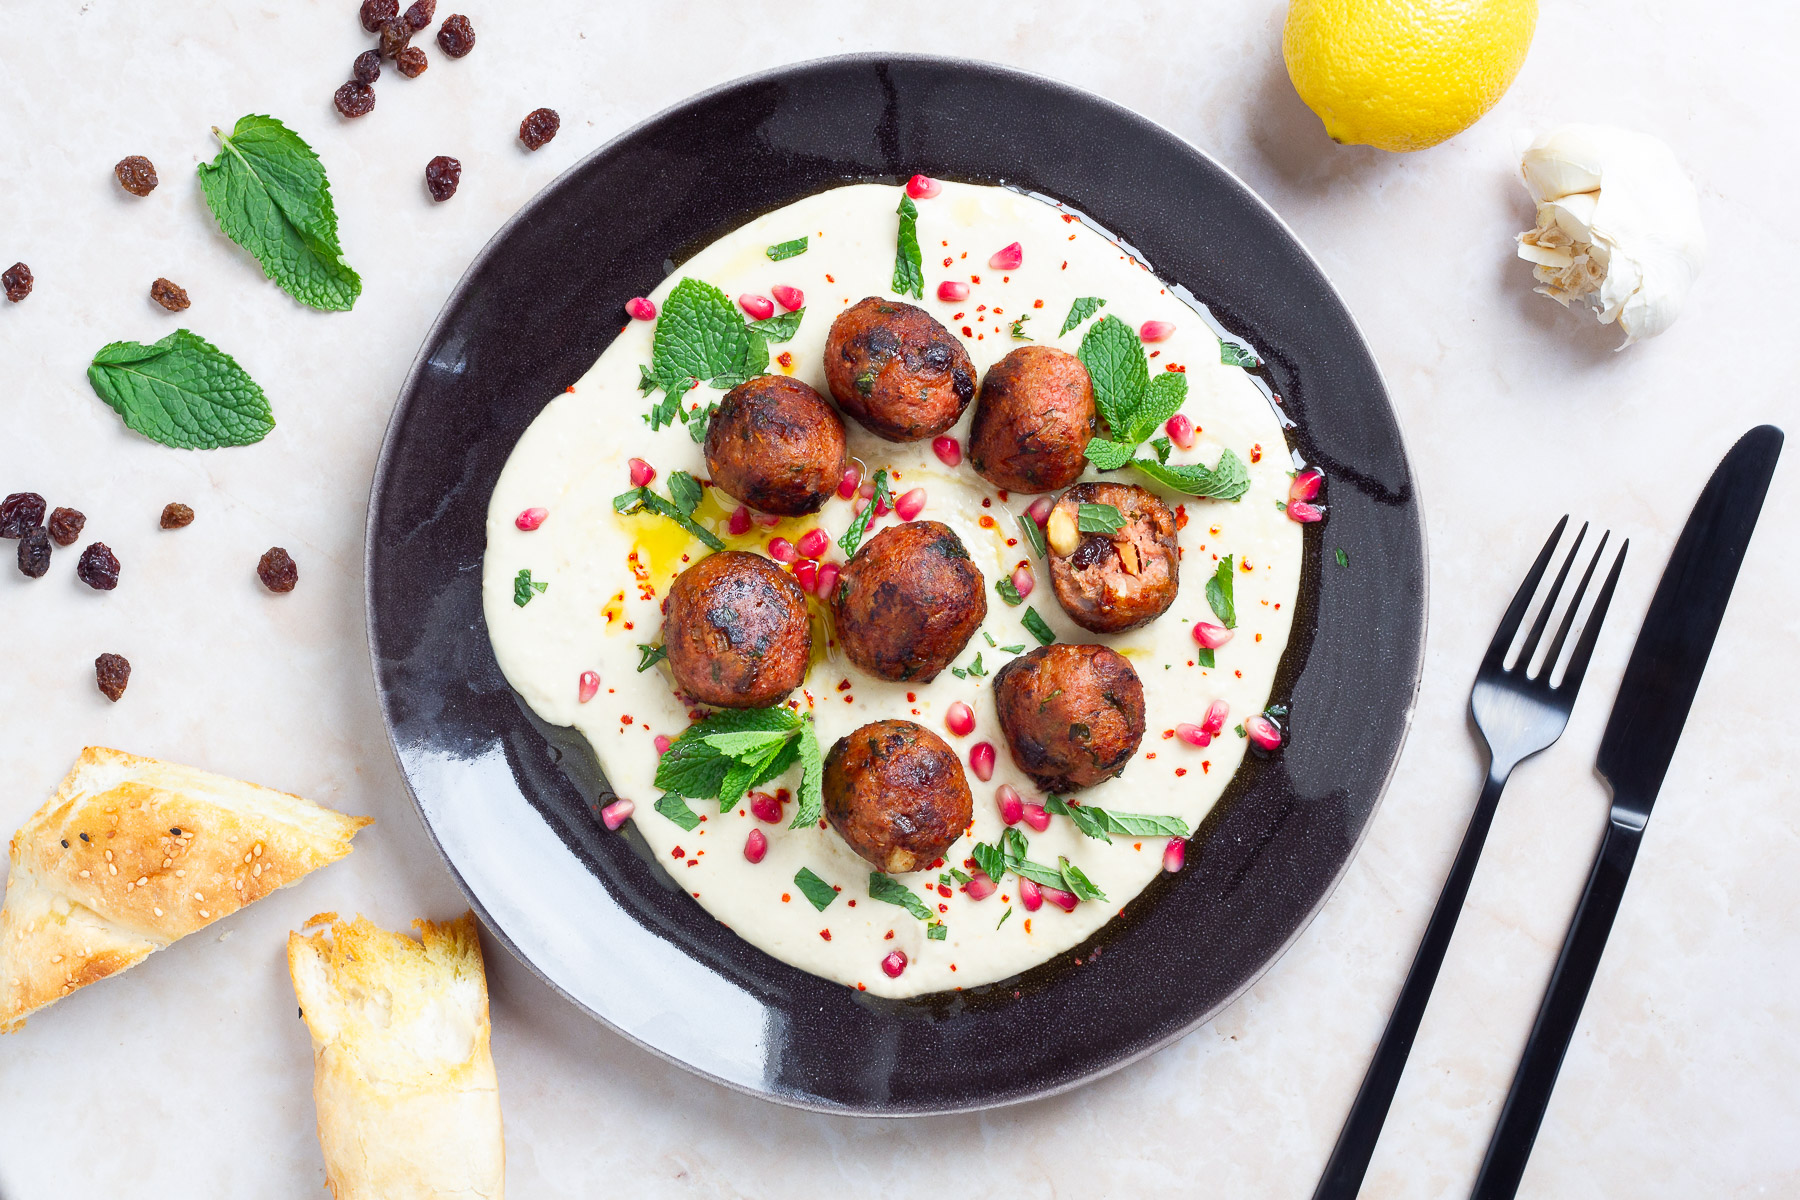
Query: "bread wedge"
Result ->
[[0, 746, 370, 1033], [288, 912, 505, 1200]]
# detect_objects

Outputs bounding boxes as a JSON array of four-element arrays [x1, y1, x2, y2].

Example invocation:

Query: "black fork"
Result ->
[[1312, 517, 1629, 1199]]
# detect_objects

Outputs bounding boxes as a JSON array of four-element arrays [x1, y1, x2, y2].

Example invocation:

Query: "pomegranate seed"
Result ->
[[969, 741, 996, 782], [768, 537, 798, 563], [1290, 468, 1324, 503], [1018, 878, 1043, 911], [989, 242, 1023, 270], [744, 829, 768, 863], [600, 799, 634, 831], [1175, 722, 1211, 748], [859, 480, 876, 500], [514, 506, 548, 531], [1193, 622, 1234, 649], [1201, 699, 1230, 737], [936, 280, 970, 302], [945, 701, 975, 738], [796, 528, 830, 559], [578, 671, 601, 703], [1163, 838, 1187, 873], [1026, 496, 1054, 528], [753, 512, 782, 527], [1011, 562, 1035, 599], [852, 496, 868, 517], [771, 284, 804, 311], [895, 487, 927, 521], [965, 871, 997, 901], [814, 561, 840, 599], [749, 791, 782, 823], [906, 174, 941, 199], [838, 465, 862, 499], [654, 734, 672, 755], [628, 457, 655, 487], [1042, 885, 1078, 912], [932, 436, 962, 466], [738, 293, 775, 320], [1021, 803, 1050, 832], [1166, 413, 1195, 450], [997, 785, 1025, 826], [1287, 501, 1325, 523], [625, 297, 656, 321], [1139, 320, 1176, 343], [881, 950, 908, 978], [729, 505, 751, 535], [793, 559, 819, 593], [1245, 714, 1283, 750]]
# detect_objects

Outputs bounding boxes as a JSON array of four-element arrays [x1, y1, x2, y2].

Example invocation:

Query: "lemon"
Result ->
[[1283, 0, 1538, 152]]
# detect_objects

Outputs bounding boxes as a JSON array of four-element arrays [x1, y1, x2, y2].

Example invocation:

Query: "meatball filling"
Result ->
[[1047, 482, 1180, 634]]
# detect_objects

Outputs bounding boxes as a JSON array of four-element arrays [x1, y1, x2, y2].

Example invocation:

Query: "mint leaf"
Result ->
[[86, 329, 274, 449], [197, 115, 360, 311], [703, 729, 793, 759], [1043, 795, 1187, 840], [1059, 857, 1107, 903], [1196, 647, 1215, 669], [1129, 371, 1188, 444], [1077, 502, 1124, 534], [1021, 607, 1056, 646], [719, 739, 783, 812], [766, 236, 808, 261], [1220, 340, 1260, 368], [997, 906, 1013, 929], [869, 873, 934, 922], [892, 194, 924, 299], [1150, 436, 1173, 463], [637, 643, 668, 672], [966, 653, 987, 678], [927, 921, 948, 941], [790, 715, 825, 831], [656, 707, 801, 800], [973, 841, 1007, 883], [688, 401, 718, 443], [1061, 296, 1106, 336], [513, 569, 547, 607], [650, 278, 767, 399], [667, 470, 704, 516], [837, 467, 887, 558], [1336, 547, 1350, 568], [1130, 450, 1252, 501], [654, 793, 701, 832], [614, 485, 726, 551], [1206, 555, 1236, 628], [1009, 315, 1032, 340], [1017, 511, 1048, 559], [1009, 856, 1068, 890], [995, 577, 1023, 606], [794, 867, 837, 910], [1083, 437, 1136, 471], [999, 644, 1025, 654], [746, 308, 803, 342], [1077, 315, 1148, 437]]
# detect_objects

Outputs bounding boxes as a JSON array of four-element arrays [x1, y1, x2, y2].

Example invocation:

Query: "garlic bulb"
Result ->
[[1515, 124, 1705, 347]]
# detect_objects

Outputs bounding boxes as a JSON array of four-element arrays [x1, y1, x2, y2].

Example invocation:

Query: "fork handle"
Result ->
[[1469, 817, 1643, 1199], [1312, 766, 1511, 1200]]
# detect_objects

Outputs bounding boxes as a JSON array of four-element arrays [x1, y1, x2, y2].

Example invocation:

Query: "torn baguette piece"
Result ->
[[0, 746, 370, 1033], [288, 912, 505, 1200]]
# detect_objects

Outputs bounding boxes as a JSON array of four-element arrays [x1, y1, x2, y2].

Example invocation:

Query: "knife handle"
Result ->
[[1470, 817, 1644, 1200]]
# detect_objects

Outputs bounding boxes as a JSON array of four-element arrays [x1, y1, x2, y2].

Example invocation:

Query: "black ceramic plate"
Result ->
[[367, 54, 1425, 1115]]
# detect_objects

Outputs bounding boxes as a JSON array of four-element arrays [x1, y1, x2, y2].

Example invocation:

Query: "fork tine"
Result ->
[[1557, 539, 1629, 694], [1541, 529, 1610, 677], [1482, 515, 1569, 673], [1516, 522, 1588, 675]]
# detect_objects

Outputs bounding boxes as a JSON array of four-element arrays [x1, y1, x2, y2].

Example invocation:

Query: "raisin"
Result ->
[[1, 492, 46, 538], [425, 155, 462, 201], [2, 262, 31, 303], [379, 16, 412, 58], [114, 156, 159, 197], [354, 48, 382, 84], [396, 46, 429, 77], [160, 502, 196, 529], [519, 108, 561, 151], [335, 81, 377, 119], [95, 653, 132, 703], [258, 547, 298, 593], [48, 507, 86, 546], [150, 277, 191, 312], [404, 0, 435, 30], [76, 542, 121, 591], [436, 13, 474, 57], [16, 528, 51, 579], [359, 0, 397, 31]]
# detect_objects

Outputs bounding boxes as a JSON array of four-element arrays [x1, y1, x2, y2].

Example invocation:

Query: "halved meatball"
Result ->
[[831, 521, 986, 683], [1046, 482, 1180, 633], [663, 551, 811, 708], [705, 375, 846, 516], [823, 297, 976, 442], [824, 719, 973, 873], [968, 346, 1095, 493], [992, 644, 1146, 793]]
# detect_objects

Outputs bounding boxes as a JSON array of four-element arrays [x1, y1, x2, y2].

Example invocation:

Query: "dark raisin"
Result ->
[[354, 48, 382, 84], [16, 528, 51, 578], [359, 0, 397, 31], [379, 16, 413, 58], [403, 0, 435, 29], [395, 46, 429, 77], [150, 277, 191, 312], [1, 492, 46, 538], [2, 262, 31, 303], [519, 108, 561, 151], [160, 502, 195, 529], [114, 156, 159, 197], [95, 653, 131, 703], [258, 547, 299, 593], [334, 81, 377, 119], [436, 13, 474, 57], [425, 155, 462, 201], [76, 542, 121, 591], [48, 507, 86, 546]]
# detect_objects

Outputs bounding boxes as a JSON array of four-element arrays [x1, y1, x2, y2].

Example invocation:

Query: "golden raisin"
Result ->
[[160, 502, 195, 529], [48, 507, 86, 546], [114, 156, 159, 196], [150, 278, 190, 312]]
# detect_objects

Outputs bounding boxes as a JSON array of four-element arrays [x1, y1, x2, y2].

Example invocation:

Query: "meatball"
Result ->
[[993, 644, 1146, 793], [832, 521, 986, 683], [662, 551, 811, 708], [1046, 482, 1180, 633], [704, 375, 846, 516], [968, 346, 1095, 493], [824, 719, 973, 873], [823, 297, 976, 441]]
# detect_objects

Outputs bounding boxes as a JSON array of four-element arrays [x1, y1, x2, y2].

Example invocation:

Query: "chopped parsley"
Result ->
[[1009, 315, 1032, 340], [869, 872, 943, 937], [1336, 548, 1350, 568], [1206, 555, 1237, 628], [614, 473, 725, 552], [1220, 340, 1260, 368], [996, 906, 1013, 929]]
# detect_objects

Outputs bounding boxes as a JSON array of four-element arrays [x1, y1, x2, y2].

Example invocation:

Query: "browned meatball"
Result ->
[[824, 719, 973, 873], [823, 297, 976, 442], [1046, 482, 1180, 633], [968, 346, 1095, 493], [832, 521, 986, 683], [704, 375, 847, 516], [663, 551, 811, 708], [993, 644, 1146, 793]]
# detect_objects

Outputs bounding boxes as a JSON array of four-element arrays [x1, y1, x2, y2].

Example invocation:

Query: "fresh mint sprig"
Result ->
[[653, 706, 823, 828], [746, 307, 804, 342], [613, 470, 725, 551], [639, 278, 771, 427], [87, 330, 274, 449], [1206, 555, 1236, 628]]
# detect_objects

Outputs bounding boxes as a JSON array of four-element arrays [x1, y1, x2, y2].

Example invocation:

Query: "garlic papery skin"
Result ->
[[1516, 124, 1705, 347]]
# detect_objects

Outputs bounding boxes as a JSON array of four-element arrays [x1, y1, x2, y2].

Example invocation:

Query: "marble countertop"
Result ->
[[2, 2, 1796, 1196]]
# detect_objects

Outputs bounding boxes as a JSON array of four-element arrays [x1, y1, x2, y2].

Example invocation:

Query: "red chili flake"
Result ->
[[962, 326, 973, 337], [620, 713, 633, 724], [884, 930, 895, 940], [943, 256, 953, 267], [1250, 443, 1263, 463], [777, 351, 793, 368], [670, 845, 685, 858], [1147, 751, 1157, 760], [1175, 767, 1188, 777], [819, 929, 832, 941], [1202, 761, 1211, 773], [857, 983, 867, 991], [782, 893, 791, 903], [1062, 214, 1078, 223], [936, 884, 951, 898], [1174, 504, 1189, 531], [825, 274, 835, 283], [906, 693, 916, 702], [980, 497, 992, 508], [1162, 729, 1175, 739], [938, 903, 948, 913], [1166, 363, 1187, 373], [977, 515, 995, 530], [847, 899, 855, 906]]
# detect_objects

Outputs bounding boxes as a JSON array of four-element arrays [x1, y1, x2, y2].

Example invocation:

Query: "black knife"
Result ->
[[1471, 424, 1784, 1199]]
